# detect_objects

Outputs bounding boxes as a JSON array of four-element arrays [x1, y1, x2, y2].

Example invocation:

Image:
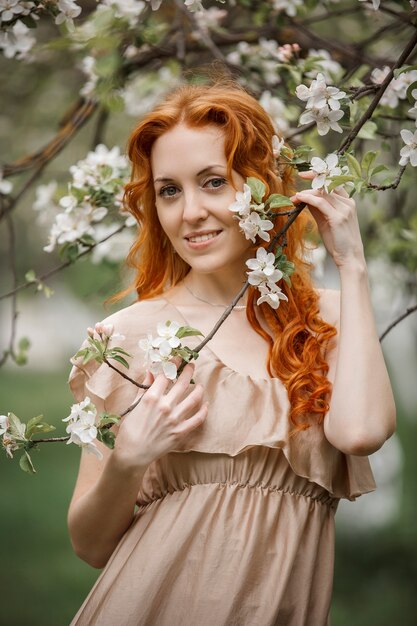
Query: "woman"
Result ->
[[67, 82, 396, 625]]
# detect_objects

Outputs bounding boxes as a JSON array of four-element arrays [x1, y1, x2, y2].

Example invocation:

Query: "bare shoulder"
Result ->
[[98, 297, 170, 336], [315, 288, 340, 326]]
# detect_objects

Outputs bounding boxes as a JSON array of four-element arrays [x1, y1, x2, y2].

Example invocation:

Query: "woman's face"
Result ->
[[151, 123, 253, 276]]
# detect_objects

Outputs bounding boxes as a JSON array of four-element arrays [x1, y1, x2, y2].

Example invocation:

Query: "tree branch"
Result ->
[[0, 213, 18, 368], [338, 28, 417, 154], [0, 224, 127, 301], [379, 304, 417, 342]]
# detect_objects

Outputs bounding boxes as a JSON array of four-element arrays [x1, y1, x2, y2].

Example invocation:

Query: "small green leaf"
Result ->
[[346, 154, 362, 178], [18, 337, 30, 351], [176, 326, 204, 339], [394, 64, 417, 78], [361, 151, 378, 177], [19, 451, 36, 474], [110, 355, 130, 369], [246, 177, 266, 204], [267, 194, 294, 209], [97, 429, 116, 449], [98, 413, 120, 428], [370, 164, 389, 176], [8, 413, 26, 440], [107, 347, 132, 358], [25, 270, 36, 283], [406, 80, 417, 104]]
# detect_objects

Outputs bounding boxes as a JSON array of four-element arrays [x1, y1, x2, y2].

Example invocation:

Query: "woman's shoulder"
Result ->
[[98, 296, 172, 337]]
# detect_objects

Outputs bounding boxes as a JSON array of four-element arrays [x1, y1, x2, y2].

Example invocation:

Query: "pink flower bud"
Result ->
[[87, 327, 94, 337], [94, 322, 104, 336], [101, 324, 114, 337]]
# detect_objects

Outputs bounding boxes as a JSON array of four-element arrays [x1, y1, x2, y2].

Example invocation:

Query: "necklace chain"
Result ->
[[184, 284, 246, 309]]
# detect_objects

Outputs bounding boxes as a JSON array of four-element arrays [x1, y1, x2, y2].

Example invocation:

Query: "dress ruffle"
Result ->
[[69, 296, 376, 502]]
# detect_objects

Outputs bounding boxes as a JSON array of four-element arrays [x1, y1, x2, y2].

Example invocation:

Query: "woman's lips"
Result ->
[[184, 230, 222, 249]]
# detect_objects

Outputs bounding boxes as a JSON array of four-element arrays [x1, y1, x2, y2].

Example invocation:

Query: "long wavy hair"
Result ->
[[121, 81, 337, 429]]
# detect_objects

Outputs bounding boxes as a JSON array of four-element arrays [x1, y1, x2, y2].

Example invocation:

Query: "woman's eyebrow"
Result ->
[[154, 164, 226, 184]]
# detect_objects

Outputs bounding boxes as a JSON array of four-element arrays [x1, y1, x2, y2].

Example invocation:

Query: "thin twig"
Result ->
[[0, 213, 18, 368], [379, 304, 417, 342], [103, 357, 149, 389], [0, 224, 126, 301], [367, 165, 407, 191], [338, 29, 417, 154]]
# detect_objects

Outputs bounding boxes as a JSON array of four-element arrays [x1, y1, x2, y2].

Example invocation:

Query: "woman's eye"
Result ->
[[206, 177, 226, 189], [159, 185, 178, 198]]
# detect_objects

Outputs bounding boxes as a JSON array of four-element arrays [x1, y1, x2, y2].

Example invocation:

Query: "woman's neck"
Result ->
[[184, 268, 248, 307]]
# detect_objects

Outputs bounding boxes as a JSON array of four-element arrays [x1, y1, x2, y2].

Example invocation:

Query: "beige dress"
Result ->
[[68, 296, 375, 626]]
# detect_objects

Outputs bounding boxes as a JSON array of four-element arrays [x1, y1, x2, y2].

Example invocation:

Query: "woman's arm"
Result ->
[[292, 180, 396, 456], [68, 365, 208, 568]]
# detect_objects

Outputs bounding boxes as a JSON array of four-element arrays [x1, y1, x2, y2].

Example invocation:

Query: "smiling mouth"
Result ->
[[186, 231, 222, 243]]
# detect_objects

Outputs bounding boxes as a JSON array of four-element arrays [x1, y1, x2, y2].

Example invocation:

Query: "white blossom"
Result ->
[[0, 0, 34, 22], [0, 415, 9, 436], [256, 283, 288, 310], [194, 6, 227, 31], [0, 20, 35, 59], [299, 105, 344, 135], [70, 144, 128, 189], [91, 223, 136, 264], [139, 320, 184, 380], [371, 66, 417, 109], [246, 247, 283, 286], [239, 212, 274, 243], [408, 88, 417, 120], [358, 0, 380, 10], [0, 169, 12, 194], [44, 204, 108, 252], [272, 135, 285, 157], [63, 397, 103, 459], [32, 180, 58, 224], [309, 153, 344, 192], [122, 66, 181, 117], [399, 129, 417, 167], [2, 433, 18, 458], [259, 91, 290, 136], [305, 49, 343, 82], [100, 0, 145, 27], [228, 184, 252, 217], [55, 0, 82, 26], [296, 73, 346, 111], [79, 56, 99, 98], [272, 0, 303, 17], [146, 0, 162, 8]]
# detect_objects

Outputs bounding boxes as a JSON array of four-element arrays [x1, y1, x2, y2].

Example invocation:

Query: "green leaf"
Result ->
[[8, 413, 26, 440], [98, 413, 120, 428], [25, 270, 36, 283], [18, 337, 30, 351], [107, 347, 132, 358], [246, 177, 266, 204], [109, 355, 130, 369], [357, 121, 377, 140], [267, 194, 294, 209], [394, 64, 417, 78], [370, 164, 389, 176], [361, 151, 378, 177], [406, 80, 417, 104], [97, 429, 116, 449], [19, 451, 36, 474], [346, 154, 362, 178], [176, 326, 204, 339]]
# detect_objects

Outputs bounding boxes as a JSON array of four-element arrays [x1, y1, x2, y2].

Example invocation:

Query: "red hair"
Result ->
[[121, 81, 337, 429]]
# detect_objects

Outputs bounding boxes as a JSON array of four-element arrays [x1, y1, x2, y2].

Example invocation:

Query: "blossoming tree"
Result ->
[[1, 0, 417, 471]]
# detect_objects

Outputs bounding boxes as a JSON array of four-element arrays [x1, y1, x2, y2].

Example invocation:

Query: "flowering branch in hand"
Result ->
[[139, 321, 203, 380]]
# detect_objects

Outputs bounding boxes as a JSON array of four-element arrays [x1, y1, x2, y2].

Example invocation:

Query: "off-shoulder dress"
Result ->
[[68, 292, 375, 626]]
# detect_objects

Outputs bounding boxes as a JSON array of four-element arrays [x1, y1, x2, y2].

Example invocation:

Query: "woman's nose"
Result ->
[[182, 189, 209, 222]]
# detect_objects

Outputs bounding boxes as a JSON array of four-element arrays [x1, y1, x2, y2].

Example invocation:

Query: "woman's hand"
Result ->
[[113, 362, 207, 470], [290, 171, 366, 269]]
